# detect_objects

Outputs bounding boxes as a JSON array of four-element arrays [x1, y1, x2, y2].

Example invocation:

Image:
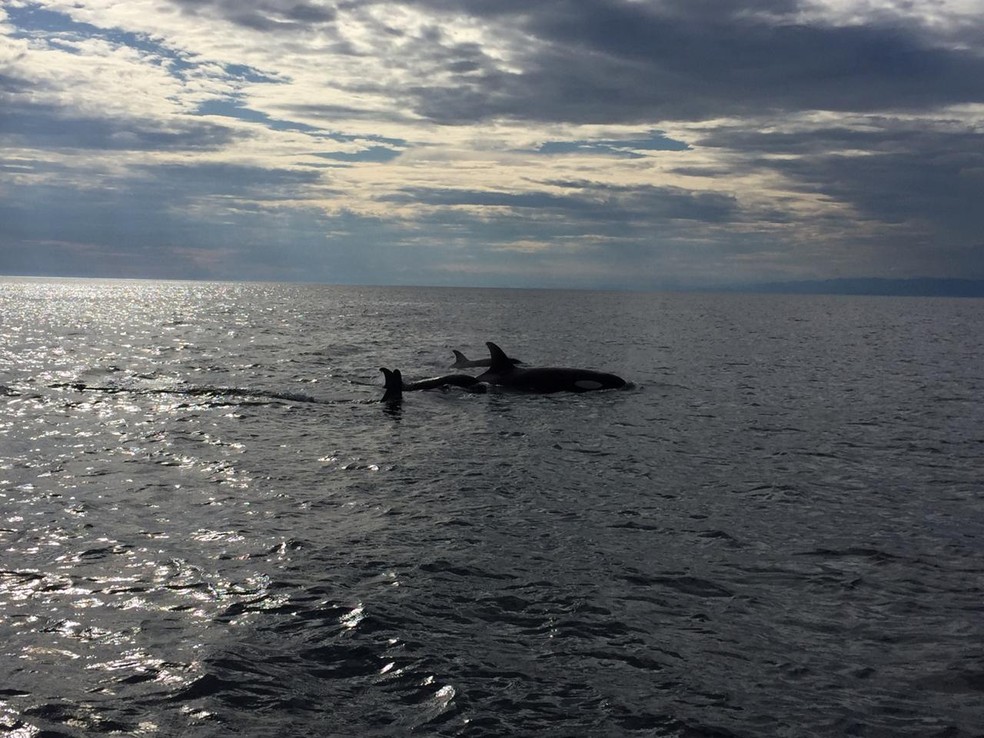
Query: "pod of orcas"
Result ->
[[380, 341, 627, 403]]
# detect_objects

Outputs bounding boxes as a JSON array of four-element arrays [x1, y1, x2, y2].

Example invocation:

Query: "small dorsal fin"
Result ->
[[452, 350, 467, 362], [380, 367, 403, 402], [485, 342, 515, 373]]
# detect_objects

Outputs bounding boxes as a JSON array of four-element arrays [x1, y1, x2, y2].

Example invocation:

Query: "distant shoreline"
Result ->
[[718, 278, 984, 298]]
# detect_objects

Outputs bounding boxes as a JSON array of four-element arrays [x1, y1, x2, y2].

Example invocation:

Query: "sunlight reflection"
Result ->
[[0, 703, 41, 737], [191, 529, 245, 543], [340, 604, 365, 629]]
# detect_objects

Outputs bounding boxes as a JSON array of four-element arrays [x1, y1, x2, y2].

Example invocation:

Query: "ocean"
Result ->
[[1, 277, 982, 737]]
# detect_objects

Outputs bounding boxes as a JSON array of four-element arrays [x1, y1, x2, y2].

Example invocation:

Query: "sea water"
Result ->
[[1, 277, 982, 737]]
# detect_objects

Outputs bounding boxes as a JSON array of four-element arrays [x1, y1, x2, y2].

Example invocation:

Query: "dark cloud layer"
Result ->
[[169, 0, 337, 31], [694, 121, 984, 244], [1, 102, 242, 151], [382, 183, 737, 226], [0, 161, 364, 282], [366, 0, 984, 124], [153, 0, 984, 123]]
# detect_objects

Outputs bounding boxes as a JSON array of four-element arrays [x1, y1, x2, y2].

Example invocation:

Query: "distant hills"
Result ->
[[724, 278, 984, 298]]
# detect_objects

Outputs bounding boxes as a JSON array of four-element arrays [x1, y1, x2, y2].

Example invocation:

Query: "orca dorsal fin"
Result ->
[[485, 342, 516, 373], [380, 367, 403, 402], [452, 350, 467, 361]]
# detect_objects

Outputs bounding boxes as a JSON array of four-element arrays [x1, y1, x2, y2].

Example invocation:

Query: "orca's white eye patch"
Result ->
[[574, 380, 604, 390]]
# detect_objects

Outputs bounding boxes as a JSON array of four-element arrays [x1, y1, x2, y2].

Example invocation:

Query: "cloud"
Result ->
[[692, 113, 984, 249], [1, 100, 242, 151], [382, 0, 984, 124], [381, 182, 738, 224], [168, 0, 338, 30]]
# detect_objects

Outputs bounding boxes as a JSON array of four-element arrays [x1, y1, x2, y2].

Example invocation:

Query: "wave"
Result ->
[[48, 381, 337, 406]]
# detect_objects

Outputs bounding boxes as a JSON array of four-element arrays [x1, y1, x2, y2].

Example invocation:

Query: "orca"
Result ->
[[380, 367, 486, 403], [450, 349, 521, 369], [475, 342, 626, 393]]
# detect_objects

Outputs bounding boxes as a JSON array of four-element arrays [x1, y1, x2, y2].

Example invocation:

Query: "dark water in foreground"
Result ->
[[1, 278, 982, 737]]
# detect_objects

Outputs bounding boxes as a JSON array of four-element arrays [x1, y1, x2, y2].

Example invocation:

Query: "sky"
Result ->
[[1, 0, 983, 290]]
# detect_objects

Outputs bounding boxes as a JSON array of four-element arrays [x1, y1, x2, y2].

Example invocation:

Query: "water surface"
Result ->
[[1, 278, 982, 736]]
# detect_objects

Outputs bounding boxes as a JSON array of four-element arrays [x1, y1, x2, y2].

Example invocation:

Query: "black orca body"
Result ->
[[476, 342, 626, 393], [450, 349, 521, 369], [380, 368, 486, 403]]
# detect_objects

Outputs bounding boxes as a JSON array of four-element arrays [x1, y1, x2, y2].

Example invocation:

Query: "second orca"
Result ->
[[450, 349, 521, 369]]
